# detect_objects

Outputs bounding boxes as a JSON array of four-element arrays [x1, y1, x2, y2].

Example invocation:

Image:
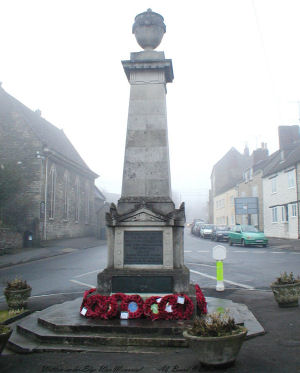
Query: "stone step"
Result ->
[[15, 314, 188, 348], [7, 329, 185, 354]]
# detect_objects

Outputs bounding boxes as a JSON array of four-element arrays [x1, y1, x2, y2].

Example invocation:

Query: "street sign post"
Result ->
[[212, 245, 227, 292]]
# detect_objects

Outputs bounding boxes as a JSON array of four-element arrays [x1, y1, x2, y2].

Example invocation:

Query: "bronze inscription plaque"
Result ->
[[124, 231, 163, 265]]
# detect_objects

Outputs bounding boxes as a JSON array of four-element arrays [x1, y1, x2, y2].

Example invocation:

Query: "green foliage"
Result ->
[[0, 325, 11, 335], [189, 312, 241, 337], [273, 272, 300, 285], [0, 308, 25, 323], [5, 277, 30, 290]]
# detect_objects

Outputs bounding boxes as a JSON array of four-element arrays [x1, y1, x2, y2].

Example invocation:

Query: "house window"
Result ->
[[252, 185, 258, 197], [291, 203, 297, 217], [230, 196, 234, 205], [49, 166, 56, 219], [287, 170, 295, 188], [272, 207, 278, 223], [281, 205, 288, 222], [63, 171, 69, 220], [271, 177, 277, 194], [75, 177, 80, 222], [85, 182, 90, 224]]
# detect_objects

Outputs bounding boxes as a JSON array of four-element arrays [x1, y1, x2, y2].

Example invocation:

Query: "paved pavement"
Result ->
[[0, 236, 106, 269], [0, 236, 300, 372]]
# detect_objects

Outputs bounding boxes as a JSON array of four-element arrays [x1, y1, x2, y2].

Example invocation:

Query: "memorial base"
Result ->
[[97, 266, 190, 295]]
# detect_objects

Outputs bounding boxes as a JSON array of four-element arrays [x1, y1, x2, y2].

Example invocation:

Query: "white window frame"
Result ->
[[271, 177, 277, 194], [287, 170, 296, 189], [291, 203, 297, 217], [272, 207, 278, 223]]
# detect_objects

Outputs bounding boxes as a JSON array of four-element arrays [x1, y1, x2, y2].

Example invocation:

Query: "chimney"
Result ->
[[253, 144, 269, 165], [278, 125, 300, 149]]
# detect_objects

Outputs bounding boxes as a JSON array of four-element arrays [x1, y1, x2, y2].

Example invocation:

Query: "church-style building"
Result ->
[[0, 84, 103, 245]]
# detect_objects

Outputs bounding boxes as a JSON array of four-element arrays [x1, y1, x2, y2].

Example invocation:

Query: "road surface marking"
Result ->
[[197, 250, 209, 253], [30, 291, 83, 298], [184, 250, 192, 253], [291, 252, 300, 254], [271, 252, 285, 254], [190, 269, 254, 289], [233, 251, 249, 253], [70, 279, 95, 288], [186, 262, 215, 268], [251, 251, 266, 254], [74, 269, 103, 278]]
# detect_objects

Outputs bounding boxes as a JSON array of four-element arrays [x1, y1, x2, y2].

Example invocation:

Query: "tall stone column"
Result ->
[[98, 9, 189, 295]]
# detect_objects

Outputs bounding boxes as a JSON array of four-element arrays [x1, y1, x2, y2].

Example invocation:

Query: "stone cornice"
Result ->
[[122, 59, 174, 83]]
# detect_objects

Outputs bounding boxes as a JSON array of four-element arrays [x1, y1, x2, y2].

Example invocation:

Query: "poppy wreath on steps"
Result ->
[[121, 294, 144, 319], [143, 296, 162, 320], [84, 294, 105, 318], [111, 293, 128, 315], [172, 294, 194, 320], [195, 284, 207, 315], [158, 294, 178, 320], [80, 288, 97, 312]]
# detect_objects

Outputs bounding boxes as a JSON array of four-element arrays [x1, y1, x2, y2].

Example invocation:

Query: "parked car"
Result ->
[[192, 221, 204, 236], [200, 224, 214, 239], [211, 225, 231, 242], [228, 225, 268, 247]]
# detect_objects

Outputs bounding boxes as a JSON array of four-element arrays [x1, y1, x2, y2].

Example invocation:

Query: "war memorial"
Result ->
[[5, 9, 263, 354]]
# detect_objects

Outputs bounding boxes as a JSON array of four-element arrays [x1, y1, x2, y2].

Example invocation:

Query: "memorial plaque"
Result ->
[[112, 276, 173, 293], [124, 231, 163, 265]]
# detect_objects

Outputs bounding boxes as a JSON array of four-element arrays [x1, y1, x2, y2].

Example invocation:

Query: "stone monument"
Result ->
[[97, 9, 190, 294]]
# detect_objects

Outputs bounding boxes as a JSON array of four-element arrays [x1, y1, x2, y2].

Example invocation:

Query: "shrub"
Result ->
[[273, 272, 300, 285], [5, 277, 30, 290], [189, 312, 242, 337]]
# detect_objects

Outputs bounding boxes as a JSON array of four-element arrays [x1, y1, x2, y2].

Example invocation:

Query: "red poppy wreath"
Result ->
[[143, 296, 162, 320], [172, 294, 194, 320], [111, 292, 128, 315], [158, 294, 177, 320], [121, 294, 144, 319], [195, 284, 207, 315]]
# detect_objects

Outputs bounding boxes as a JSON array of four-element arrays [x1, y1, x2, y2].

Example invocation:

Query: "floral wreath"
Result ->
[[195, 284, 207, 315], [111, 293, 127, 315], [143, 296, 162, 320], [121, 294, 144, 319], [158, 294, 178, 320], [172, 294, 194, 320], [80, 288, 97, 314]]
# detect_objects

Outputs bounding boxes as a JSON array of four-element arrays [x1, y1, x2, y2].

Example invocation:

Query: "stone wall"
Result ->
[[0, 228, 23, 250]]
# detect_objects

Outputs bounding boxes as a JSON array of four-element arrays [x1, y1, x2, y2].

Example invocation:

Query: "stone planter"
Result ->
[[4, 287, 32, 309], [270, 282, 300, 307], [183, 327, 247, 367], [0, 326, 12, 354]]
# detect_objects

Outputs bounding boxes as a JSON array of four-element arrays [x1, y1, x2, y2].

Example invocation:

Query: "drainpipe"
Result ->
[[296, 163, 300, 239], [43, 156, 49, 241]]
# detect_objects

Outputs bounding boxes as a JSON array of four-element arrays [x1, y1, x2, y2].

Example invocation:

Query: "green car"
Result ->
[[228, 225, 268, 247]]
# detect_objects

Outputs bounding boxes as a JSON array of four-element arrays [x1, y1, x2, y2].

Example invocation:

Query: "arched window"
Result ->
[[63, 171, 69, 220], [75, 176, 80, 222], [49, 165, 56, 219], [85, 182, 90, 224]]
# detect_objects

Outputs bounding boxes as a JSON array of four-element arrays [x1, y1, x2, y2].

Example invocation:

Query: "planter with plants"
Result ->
[[0, 325, 12, 354], [4, 277, 31, 310], [271, 272, 300, 307], [183, 312, 247, 368]]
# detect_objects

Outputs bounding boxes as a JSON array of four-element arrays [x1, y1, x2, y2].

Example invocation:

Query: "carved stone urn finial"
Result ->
[[132, 9, 166, 50]]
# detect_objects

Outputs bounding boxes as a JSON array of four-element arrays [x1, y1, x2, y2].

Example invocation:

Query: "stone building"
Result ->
[[0, 85, 99, 244], [263, 126, 300, 239], [209, 147, 251, 223]]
